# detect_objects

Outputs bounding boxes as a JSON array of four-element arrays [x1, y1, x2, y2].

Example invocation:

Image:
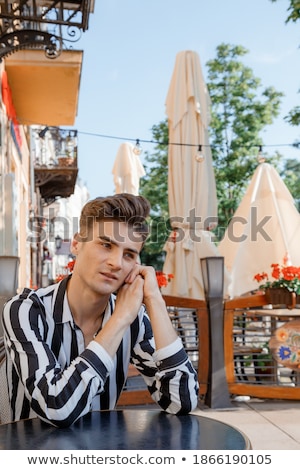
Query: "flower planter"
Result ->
[[254, 263, 300, 309], [265, 287, 299, 309], [254, 358, 274, 382], [58, 157, 74, 167]]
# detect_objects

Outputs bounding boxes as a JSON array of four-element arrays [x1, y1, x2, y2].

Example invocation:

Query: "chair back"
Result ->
[[0, 256, 20, 296], [0, 256, 19, 336], [0, 337, 10, 424], [224, 293, 300, 399]]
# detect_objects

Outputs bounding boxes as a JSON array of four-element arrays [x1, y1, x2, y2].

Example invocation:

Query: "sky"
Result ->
[[73, 0, 300, 200]]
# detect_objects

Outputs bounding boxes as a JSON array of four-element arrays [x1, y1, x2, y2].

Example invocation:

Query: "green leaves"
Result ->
[[207, 43, 283, 230]]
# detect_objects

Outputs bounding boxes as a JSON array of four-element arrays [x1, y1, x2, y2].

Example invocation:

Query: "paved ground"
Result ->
[[192, 397, 300, 450]]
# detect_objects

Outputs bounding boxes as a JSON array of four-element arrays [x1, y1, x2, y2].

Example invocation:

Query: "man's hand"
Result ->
[[124, 264, 178, 350], [114, 273, 145, 323], [124, 264, 161, 303]]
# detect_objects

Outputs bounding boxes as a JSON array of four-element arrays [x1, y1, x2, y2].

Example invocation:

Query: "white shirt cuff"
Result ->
[[153, 336, 183, 362]]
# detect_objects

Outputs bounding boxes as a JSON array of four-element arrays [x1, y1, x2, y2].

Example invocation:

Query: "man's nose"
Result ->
[[107, 250, 122, 269]]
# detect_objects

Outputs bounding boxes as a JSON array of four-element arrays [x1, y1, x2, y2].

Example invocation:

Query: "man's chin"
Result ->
[[97, 281, 121, 295]]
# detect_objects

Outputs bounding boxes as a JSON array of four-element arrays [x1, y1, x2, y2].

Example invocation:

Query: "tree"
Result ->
[[206, 43, 283, 234], [270, 0, 300, 126], [140, 44, 284, 264], [139, 121, 170, 269], [284, 104, 300, 127], [270, 0, 300, 23], [281, 158, 300, 210]]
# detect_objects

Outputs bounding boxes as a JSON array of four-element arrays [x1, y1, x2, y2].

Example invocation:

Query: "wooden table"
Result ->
[[0, 409, 251, 450]]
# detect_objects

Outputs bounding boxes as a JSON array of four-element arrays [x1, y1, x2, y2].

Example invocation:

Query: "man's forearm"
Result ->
[[144, 295, 178, 350]]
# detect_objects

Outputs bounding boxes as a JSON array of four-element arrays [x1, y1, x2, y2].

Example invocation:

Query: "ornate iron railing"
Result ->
[[33, 126, 78, 203], [0, 0, 93, 59]]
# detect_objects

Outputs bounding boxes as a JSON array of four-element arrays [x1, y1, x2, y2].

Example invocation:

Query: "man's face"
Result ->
[[72, 220, 143, 295]]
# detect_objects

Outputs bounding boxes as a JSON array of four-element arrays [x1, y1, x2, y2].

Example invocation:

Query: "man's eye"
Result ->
[[101, 242, 111, 249], [124, 252, 135, 259]]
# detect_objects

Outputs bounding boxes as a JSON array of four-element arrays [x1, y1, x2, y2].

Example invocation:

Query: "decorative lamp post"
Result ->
[[55, 235, 63, 252], [201, 256, 234, 409]]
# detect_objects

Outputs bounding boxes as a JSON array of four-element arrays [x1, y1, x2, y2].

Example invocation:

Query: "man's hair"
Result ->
[[79, 193, 151, 242]]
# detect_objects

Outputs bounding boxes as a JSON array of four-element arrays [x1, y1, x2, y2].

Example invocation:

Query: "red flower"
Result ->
[[156, 271, 174, 288], [55, 259, 76, 283], [253, 272, 268, 283], [67, 260, 75, 272], [282, 266, 300, 281], [271, 263, 280, 279], [55, 274, 66, 283], [253, 258, 300, 295]]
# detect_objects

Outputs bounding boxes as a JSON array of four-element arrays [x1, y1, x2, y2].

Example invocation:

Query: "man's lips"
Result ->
[[101, 272, 118, 281]]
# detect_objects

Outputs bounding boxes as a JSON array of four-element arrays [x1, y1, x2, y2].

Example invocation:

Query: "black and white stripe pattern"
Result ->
[[2, 276, 199, 427]]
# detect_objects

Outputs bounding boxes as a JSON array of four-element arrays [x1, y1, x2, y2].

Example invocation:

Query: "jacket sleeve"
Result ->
[[130, 308, 199, 414], [3, 292, 114, 427]]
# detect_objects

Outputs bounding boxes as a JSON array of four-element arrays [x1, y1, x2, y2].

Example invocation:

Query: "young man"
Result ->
[[2, 194, 199, 427]]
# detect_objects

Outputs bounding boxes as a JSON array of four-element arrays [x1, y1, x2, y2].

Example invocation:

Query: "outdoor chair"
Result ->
[[224, 293, 300, 399], [232, 311, 264, 381], [0, 256, 19, 337], [0, 336, 10, 424]]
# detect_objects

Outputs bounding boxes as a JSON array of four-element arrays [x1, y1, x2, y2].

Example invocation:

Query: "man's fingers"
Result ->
[[124, 264, 143, 284]]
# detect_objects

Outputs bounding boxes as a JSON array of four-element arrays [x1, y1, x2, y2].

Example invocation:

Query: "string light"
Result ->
[[195, 145, 204, 162], [133, 139, 142, 155], [13, 114, 300, 154], [77, 130, 299, 154], [38, 126, 49, 139], [257, 145, 266, 163]]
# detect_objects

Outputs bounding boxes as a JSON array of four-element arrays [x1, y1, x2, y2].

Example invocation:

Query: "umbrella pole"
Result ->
[[201, 257, 235, 409]]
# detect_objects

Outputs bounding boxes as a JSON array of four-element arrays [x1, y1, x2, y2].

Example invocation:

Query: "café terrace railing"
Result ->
[[118, 291, 300, 408]]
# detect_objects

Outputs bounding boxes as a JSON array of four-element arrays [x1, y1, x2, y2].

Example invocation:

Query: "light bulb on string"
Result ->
[[38, 126, 49, 139], [133, 139, 142, 155], [195, 145, 204, 162], [257, 145, 265, 163], [65, 131, 77, 156]]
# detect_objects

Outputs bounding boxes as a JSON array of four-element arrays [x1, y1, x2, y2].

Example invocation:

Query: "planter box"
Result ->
[[265, 287, 299, 309], [58, 157, 74, 167]]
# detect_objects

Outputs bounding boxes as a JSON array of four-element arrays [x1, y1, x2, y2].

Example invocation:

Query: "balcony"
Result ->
[[1, 1, 94, 125], [0, 1, 95, 58], [33, 127, 78, 203]]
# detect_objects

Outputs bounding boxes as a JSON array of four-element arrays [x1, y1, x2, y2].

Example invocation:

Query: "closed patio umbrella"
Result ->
[[218, 162, 300, 297], [112, 142, 145, 195], [162, 53, 233, 410], [162, 50, 226, 299]]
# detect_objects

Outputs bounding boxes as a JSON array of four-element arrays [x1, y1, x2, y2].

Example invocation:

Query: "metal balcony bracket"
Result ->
[[0, 30, 59, 60], [0, 0, 93, 60], [34, 166, 78, 203]]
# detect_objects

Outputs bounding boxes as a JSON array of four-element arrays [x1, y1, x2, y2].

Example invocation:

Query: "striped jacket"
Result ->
[[2, 276, 199, 427]]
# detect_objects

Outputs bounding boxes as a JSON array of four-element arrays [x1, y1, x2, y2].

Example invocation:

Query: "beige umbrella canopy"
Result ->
[[112, 142, 146, 195], [161, 50, 226, 300], [165, 50, 217, 226], [218, 162, 300, 298]]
